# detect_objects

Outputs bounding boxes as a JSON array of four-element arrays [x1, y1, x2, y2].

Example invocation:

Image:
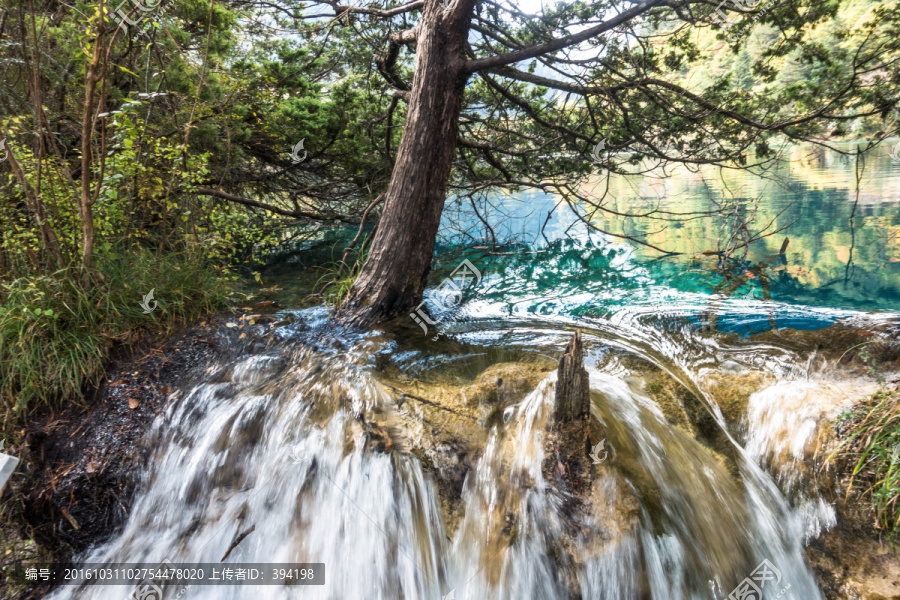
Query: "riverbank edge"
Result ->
[[809, 385, 900, 600], [0, 316, 236, 599]]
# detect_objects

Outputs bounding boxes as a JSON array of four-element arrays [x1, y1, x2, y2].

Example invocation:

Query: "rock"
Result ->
[[808, 384, 900, 598], [380, 359, 555, 536], [806, 496, 900, 600]]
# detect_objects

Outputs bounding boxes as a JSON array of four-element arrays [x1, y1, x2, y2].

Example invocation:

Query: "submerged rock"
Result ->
[[378, 359, 555, 535]]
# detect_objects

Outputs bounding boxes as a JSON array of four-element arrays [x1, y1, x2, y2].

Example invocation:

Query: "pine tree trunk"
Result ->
[[339, 0, 473, 327]]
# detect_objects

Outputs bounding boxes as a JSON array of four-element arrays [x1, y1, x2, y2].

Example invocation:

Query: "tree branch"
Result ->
[[464, 0, 667, 72], [195, 188, 361, 223], [324, 0, 425, 18], [375, 27, 417, 91]]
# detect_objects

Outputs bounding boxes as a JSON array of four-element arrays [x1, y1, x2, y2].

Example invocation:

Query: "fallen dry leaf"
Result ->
[[85, 461, 98, 474], [161, 386, 171, 395], [60, 508, 80, 530]]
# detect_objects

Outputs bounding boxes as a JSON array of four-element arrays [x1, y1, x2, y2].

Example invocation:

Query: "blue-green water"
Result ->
[[435, 142, 900, 334]]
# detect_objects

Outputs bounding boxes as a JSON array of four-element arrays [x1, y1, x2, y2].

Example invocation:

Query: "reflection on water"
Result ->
[[440, 141, 900, 323]]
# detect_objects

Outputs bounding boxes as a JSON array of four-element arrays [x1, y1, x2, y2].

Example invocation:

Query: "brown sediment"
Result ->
[[753, 324, 900, 373], [703, 371, 772, 428], [806, 494, 900, 600], [636, 368, 771, 480], [642, 372, 695, 433]]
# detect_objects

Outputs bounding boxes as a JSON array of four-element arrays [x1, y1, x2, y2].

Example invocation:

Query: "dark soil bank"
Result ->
[[5, 319, 233, 598]]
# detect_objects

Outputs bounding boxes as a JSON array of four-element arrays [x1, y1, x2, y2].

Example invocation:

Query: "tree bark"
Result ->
[[554, 330, 591, 424], [546, 330, 594, 492], [338, 0, 474, 327], [79, 28, 104, 274]]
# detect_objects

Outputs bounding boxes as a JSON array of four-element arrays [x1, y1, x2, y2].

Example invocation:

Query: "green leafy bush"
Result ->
[[0, 247, 233, 428]]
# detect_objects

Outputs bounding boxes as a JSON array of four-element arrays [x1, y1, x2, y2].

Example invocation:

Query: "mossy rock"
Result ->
[[704, 371, 772, 428]]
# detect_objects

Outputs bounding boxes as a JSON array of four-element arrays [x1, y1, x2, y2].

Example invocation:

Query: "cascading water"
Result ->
[[19, 134, 897, 600], [52, 338, 450, 600], [47, 292, 869, 599]]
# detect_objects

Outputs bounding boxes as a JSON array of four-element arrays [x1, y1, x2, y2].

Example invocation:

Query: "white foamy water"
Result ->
[[740, 378, 882, 543], [50, 333, 830, 599]]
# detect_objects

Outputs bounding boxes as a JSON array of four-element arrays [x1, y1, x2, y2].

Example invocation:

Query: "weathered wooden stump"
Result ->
[[554, 330, 591, 423], [545, 330, 594, 493]]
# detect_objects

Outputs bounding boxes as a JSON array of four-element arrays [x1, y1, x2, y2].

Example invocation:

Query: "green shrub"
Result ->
[[0, 247, 233, 427], [834, 387, 900, 543]]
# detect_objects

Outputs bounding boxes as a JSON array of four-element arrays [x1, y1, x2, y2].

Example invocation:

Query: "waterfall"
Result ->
[[50, 325, 827, 600]]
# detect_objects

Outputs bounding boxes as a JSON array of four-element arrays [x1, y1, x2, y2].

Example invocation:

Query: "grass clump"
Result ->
[[833, 386, 900, 543], [0, 246, 233, 428], [313, 251, 366, 310]]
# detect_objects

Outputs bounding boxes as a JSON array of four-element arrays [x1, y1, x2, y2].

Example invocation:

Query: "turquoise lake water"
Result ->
[[433, 142, 900, 334]]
